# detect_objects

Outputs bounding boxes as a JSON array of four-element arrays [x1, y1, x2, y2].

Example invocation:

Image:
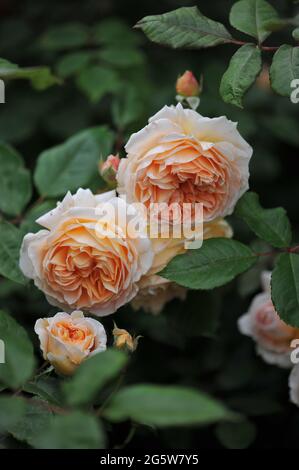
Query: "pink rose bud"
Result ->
[[256, 65, 270, 91], [176, 70, 200, 97], [99, 154, 120, 187]]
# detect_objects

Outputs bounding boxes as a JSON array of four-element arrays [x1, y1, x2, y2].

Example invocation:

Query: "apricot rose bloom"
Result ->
[[35, 311, 107, 375], [117, 103, 252, 223], [238, 271, 299, 368], [20, 189, 153, 316]]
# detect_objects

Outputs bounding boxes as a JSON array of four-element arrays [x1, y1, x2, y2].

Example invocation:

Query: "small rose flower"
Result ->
[[20, 188, 153, 316], [34, 311, 107, 375], [176, 70, 201, 97], [112, 323, 140, 352], [99, 154, 120, 187], [117, 104, 252, 224], [238, 271, 299, 368]]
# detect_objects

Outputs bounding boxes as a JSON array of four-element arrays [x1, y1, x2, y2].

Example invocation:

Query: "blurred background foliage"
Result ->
[[0, 0, 299, 449]]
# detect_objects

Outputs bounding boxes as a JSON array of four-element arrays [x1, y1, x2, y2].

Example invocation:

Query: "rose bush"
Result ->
[[0, 0, 298, 452]]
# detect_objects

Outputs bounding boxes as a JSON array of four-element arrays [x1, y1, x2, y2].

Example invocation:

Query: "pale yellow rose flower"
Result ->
[[20, 189, 153, 316], [34, 310, 107, 375]]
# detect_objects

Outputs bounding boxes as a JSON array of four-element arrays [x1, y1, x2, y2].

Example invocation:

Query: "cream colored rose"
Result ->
[[20, 189, 153, 316], [117, 103, 252, 223], [132, 218, 232, 315], [34, 311, 107, 375], [238, 271, 299, 368]]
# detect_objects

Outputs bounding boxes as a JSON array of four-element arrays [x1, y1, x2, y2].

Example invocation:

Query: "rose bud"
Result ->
[[256, 65, 270, 91], [112, 323, 140, 353], [176, 70, 201, 97], [99, 154, 120, 187], [34, 311, 107, 375]]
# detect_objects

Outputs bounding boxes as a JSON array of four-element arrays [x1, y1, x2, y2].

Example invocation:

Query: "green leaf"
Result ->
[[0, 58, 60, 90], [76, 65, 120, 102], [229, 0, 279, 43], [220, 44, 262, 108], [271, 253, 299, 327], [93, 19, 141, 47], [0, 221, 27, 284], [34, 126, 114, 197], [40, 23, 89, 50], [112, 87, 144, 130], [270, 45, 299, 97], [104, 384, 234, 427], [0, 142, 31, 216], [235, 191, 292, 248], [8, 398, 53, 446], [136, 7, 233, 49], [215, 419, 256, 449], [20, 67, 61, 90], [160, 238, 256, 289], [23, 376, 62, 406], [63, 349, 128, 406], [0, 310, 35, 389], [0, 396, 26, 433], [293, 27, 299, 40], [56, 51, 92, 78], [98, 47, 144, 68], [32, 412, 106, 449]]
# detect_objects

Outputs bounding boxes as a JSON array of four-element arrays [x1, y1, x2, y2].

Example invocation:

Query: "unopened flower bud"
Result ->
[[99, 154, 120, 187], [256, 65, 270, 91], [176, 70, 201, 97], [112, 323, 140, 353]]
